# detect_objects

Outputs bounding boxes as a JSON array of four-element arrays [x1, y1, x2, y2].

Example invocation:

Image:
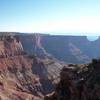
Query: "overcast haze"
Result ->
[[0, 0, 100, 36]]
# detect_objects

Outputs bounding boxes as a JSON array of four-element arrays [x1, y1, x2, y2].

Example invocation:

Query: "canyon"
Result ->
[[0, 32, 100, 100]]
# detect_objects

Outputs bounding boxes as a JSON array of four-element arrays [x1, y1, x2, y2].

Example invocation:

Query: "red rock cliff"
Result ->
[[0, 35, 44, 100]]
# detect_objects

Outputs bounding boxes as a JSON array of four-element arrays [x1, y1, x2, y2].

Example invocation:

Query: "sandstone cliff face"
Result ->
[[0, 34, 65, 100], [0, 56, 43, 100], [0, 35, 23, 57], [20, 34, 52, 59], [0, 35, 44, 99]]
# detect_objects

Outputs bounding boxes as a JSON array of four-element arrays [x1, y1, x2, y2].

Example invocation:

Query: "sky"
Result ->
[[0, 0, 100, 36]]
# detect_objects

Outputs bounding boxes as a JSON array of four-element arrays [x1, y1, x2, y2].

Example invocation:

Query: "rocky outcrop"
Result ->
[[44, 67, 78, 100], [45, 59, 100, 100], [0, 35, 24, 58]]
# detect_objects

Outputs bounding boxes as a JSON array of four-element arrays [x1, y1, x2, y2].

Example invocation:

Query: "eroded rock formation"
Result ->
[[0, 35, 44, 99], [45, 59, 100, 100], [0, 34, 64, 100]]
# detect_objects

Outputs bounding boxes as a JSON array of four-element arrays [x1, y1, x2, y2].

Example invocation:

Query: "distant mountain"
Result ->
[[0, 32, 100, 64], [19, 33, 100, 64]]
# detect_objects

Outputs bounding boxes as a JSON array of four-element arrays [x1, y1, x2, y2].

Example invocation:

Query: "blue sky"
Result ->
[[0, 0, 100, 36]]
